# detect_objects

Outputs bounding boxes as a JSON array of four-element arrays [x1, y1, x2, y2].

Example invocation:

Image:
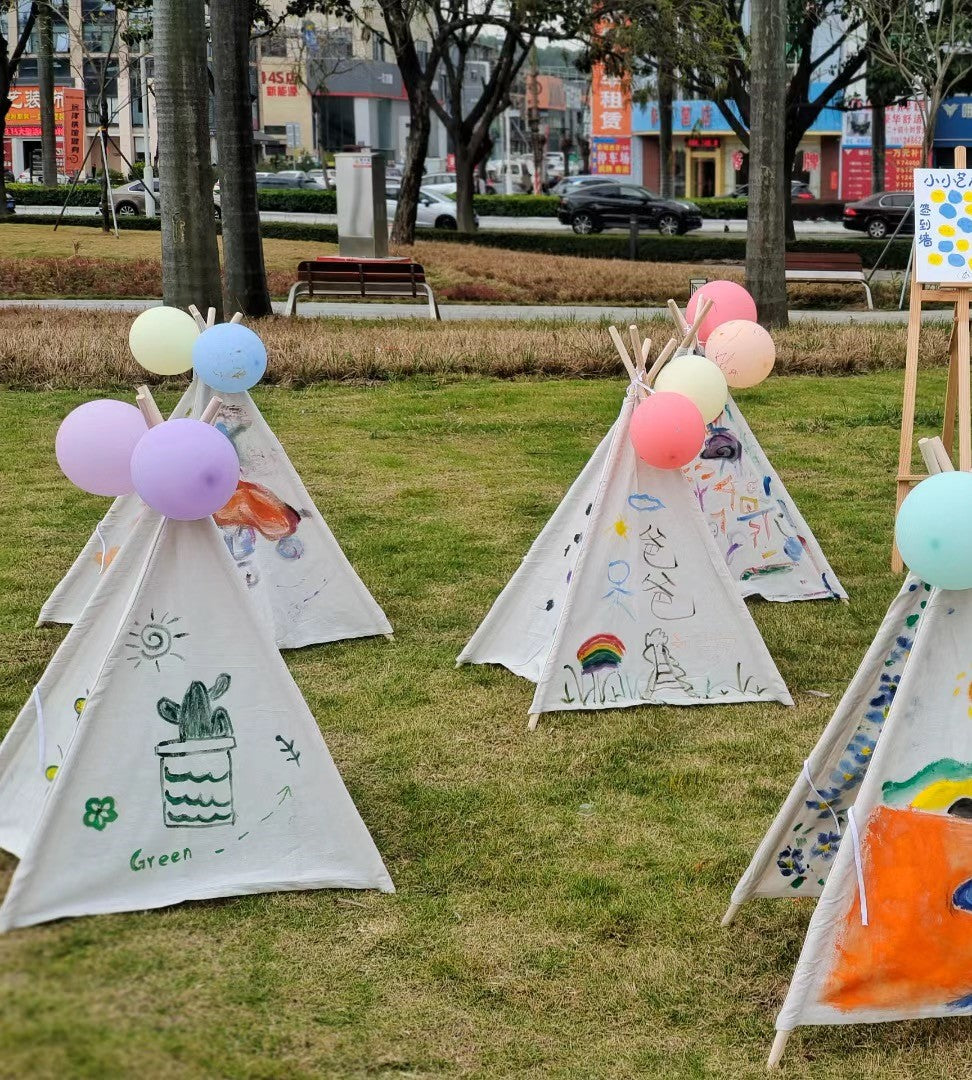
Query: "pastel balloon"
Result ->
[[131, 419, 240, 520], [705, 320, 776, 388], [686, 281, 757, 344], [129, 306, 199, 375], [895, 471, 972, 590], [629, 392, 706, 470], [192, 323, 267, 393], [653, 354, 728, 423], [55, 399, 148, 496]]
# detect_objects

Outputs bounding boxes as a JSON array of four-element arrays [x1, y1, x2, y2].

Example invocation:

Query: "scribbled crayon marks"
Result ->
[[126, 610, 188, 671]]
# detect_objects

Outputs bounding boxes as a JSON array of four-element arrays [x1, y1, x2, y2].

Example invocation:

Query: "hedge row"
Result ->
[[9, 182, 103, 207], [2, 213, 909, 269]]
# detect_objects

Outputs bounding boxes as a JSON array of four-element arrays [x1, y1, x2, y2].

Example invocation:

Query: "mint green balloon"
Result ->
[[895, 471, 972, 590]]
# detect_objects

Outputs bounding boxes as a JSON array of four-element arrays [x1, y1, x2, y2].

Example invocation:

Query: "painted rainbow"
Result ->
[[577, 633, 626, 673]]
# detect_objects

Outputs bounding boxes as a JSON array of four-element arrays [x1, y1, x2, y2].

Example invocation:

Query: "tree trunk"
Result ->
[[99, 91, 111, 234], [0, 109, 8, 218], [38, 2, 57, 185], [453, 139, 477, 232], [745, 0, 787, 327], [658, 60, 674, 198], [154, 0, 222, 315], [210, 0, 271, 317], [392, 86, 430, 245], [871, 100, 886, 196]]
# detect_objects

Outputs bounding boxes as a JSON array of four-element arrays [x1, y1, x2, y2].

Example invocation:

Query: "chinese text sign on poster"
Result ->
[[590, 64, 631, 176], [915, 169, 972, 283]]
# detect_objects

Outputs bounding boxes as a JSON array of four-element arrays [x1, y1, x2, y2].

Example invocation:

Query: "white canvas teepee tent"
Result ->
[[723, 440, 948, 926], [39, 375, 391, 650], [0, 511, 393, 932], [722, 573, 930, 922], [767, 578, 972, 1065], [685, 396, 847, 602], [458, 357, 792, 725], [661, 302, 846, 603]]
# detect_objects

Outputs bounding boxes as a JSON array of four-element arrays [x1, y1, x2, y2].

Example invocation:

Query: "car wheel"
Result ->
[[657, 213, 680, 236], [572, 211, 598, 235], [866, 217, 888, 239], [116, 201, 138, 216], [213, 205, 221, 221], [435, 215, 457, 230]]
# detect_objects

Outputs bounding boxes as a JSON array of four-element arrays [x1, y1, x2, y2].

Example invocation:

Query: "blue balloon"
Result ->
[[192, 324, 267, 393], [895, 471, 972, 590]]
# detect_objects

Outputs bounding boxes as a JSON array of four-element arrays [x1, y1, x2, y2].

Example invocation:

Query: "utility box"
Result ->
[[335, 151, 388, 259]]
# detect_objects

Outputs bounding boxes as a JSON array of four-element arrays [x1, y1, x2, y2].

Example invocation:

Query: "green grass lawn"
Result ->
[[0, 371, 965, 1079]]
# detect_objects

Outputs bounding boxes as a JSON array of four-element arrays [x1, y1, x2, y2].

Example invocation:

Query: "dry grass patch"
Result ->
[[1, 223, 896, 307], [0, 306, 949, 389]]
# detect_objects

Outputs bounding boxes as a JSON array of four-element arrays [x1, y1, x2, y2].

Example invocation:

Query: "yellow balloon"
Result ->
[[704, 319, 776, 389], [653, 354, 728, 423], [129, 306, 199, 375]]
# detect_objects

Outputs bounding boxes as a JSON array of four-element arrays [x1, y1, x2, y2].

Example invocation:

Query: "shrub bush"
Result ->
[[472, 194, 559, 217], [9, 183, 103, 207], [256, 188, 337, 213]]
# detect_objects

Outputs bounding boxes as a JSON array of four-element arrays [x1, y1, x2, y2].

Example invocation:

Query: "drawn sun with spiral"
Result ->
[[125, 610, 188, 671]]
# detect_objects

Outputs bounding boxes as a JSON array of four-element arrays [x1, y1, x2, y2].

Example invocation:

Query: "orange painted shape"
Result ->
[[214, 479, 300, 541], [824, 806, 972, 1012], [94, 546, 119, 570]]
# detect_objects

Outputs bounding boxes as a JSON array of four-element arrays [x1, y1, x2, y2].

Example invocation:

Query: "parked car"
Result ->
[[731, 180, 815, 200], [307, 167, 336, 186], [549, 174, 615, 198], [842, 190, 914, 239], [558, 183, 702, 235], [385, 186, 477, 230], [421, 172, 457, 195], [107, 179, 219, 218], [255, 172, 315, 189], [4, 190, 15, 213], [16, 170, 71, 184]]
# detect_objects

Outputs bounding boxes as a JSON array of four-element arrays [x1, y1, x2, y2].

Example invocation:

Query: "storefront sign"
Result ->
[[591, 137, 632, 175], [802, 151, 820, 171], [3, 86, 84, 175], [590, 67, 631, 139], [842, 100, 925, 149], [686, 136, 720, 149], [840, 146, 927, 200]]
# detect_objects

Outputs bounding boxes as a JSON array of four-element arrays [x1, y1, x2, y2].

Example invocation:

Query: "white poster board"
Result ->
[[915, 168, 972, 283]]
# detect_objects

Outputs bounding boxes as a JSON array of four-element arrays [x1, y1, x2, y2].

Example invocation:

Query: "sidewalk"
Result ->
[[0, 297, 948, 323]]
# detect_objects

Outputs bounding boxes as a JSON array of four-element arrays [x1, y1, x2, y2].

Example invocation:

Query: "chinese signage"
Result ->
[[590, 67, 631, 139], [3, 87, 85, 175], [841, 146, 927, 201], [914, 169, 972, 283], [842, 101, 925, 149], [261, 69, 300, 98], [591, 136, 631, 175], [632, 85, 842, 135], [686, 136, 720, 149]]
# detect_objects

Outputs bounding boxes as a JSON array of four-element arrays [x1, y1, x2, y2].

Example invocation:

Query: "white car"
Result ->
[[385, 186, 477, 230], [420, 172, 457, 195]]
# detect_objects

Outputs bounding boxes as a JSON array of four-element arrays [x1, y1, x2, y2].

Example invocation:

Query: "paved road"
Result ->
[[16, 204, 852, 237], [0, 297, 944, 323]]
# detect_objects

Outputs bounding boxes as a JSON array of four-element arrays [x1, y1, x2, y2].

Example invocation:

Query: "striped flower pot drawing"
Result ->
[[155, 674, 237, 828]]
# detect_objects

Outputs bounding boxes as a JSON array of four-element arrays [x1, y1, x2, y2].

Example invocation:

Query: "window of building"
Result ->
[[263, 29, 288, 58], [264, 125, 287, 135], [324, 27, 353, 59], [416, 40, 429, 67], [316, 95, 356, 151], [372, 35, 386, 62], [82, 0, 119, 53], [84, 58, 119, 124], [17, 0, 71, 54], [14, 57, 73, 84]]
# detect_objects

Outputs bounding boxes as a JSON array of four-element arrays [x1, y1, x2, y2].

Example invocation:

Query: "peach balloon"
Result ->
[[704, 319, 776, 388], [685, 280, 757, 344], [629, 392, 706, 470]]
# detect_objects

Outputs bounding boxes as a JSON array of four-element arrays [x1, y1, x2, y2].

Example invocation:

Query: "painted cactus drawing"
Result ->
[[155, 674, 236, 828]]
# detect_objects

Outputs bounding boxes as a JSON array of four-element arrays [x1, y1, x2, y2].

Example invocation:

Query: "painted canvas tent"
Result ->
[[684, 396, 846, 603], [723, 574, 930, 922], [768, 581, 972, 1059], [458, 390, 792, 722], [38, 379, 392, 650], [0, 511, 393, 932]]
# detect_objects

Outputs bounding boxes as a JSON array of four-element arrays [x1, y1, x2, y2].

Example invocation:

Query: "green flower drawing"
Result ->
[[83, 796, 119, 832]]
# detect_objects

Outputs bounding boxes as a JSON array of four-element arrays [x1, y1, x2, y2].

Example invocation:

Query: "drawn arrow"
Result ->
[[276, 785, 293, 805]]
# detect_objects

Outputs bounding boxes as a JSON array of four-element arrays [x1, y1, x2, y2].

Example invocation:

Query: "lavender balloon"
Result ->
[[55, 399, 148, 496], [131, 419, 240, 520]]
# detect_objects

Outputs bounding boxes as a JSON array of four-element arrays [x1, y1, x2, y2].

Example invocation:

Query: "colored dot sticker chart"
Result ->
[[915, 168, 972, 283]]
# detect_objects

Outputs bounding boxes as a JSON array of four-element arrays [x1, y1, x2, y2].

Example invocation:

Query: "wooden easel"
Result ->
[[894, 144, 972, 570]]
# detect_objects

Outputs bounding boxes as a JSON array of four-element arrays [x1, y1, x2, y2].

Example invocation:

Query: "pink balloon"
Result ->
[[55, 399, 148, 496], [705, 319, 776, 388], [131, 419, 240, 520], [686, 281, 757, 344], [629, 392, 706, 470]]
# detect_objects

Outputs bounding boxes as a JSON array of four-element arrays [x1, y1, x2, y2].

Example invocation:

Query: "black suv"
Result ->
[[557, 183, 703, 235]]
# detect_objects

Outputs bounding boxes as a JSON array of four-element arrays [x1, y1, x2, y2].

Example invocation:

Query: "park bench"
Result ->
[[284, 256, 441, 319], [784, 251, 874, 309]]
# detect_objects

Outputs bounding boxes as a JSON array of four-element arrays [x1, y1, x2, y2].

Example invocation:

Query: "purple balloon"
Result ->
[[131, 419, 240, 521], [55, 400, 148, 496]]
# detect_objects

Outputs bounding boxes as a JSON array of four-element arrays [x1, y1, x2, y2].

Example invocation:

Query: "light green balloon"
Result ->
[[129, 306, 200, 376], [653, 354, 729, 424]]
